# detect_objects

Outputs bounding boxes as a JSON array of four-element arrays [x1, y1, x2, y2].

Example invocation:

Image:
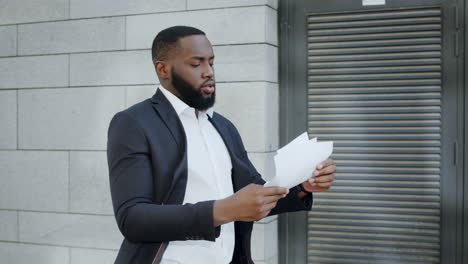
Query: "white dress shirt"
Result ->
[[159, 86, 235, 264]]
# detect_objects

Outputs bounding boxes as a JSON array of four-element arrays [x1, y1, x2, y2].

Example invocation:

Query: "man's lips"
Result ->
[[201, 82, 215, 94]]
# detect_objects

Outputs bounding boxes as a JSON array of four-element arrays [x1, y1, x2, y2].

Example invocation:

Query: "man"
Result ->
[[107, 26, 336, 264]]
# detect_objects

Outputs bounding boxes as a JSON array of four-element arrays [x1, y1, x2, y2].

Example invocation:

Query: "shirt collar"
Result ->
[[158, 85, 214, 118]]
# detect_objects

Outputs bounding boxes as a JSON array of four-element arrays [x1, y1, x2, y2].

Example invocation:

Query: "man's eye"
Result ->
[[191, 64, 200, 67]]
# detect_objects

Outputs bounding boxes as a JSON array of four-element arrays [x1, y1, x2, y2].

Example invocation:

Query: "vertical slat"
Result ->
[[306, 7, 441, 264]]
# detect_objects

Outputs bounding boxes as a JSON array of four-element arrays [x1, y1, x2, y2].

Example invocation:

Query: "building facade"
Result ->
[[0, 0, 280, 263], [1, 0, 467, 263]]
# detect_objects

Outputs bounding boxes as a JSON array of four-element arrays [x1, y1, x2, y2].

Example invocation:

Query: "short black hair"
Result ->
[[151, 26, 206, 62]]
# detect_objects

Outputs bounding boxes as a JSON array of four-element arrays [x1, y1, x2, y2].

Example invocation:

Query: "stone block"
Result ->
[[0, 210, 18, 241], [213, 44, 278, 83], [248, 152, 276, 181], [187, 0, 278, 9], [126, 85, 158, 107], [0, 151, 68, 211], [258, 215, 278, 224], [0, 25, 16, 57], [266, 254, 279, 264], [70, 50, 156, 86], [0, 242, 69, 264], [0, 0, 68, 25], [19, 17, 125, 55], [19, 212, 123, 249], [215, 82, 279, 152], [0, 90, 17, 149], [266, 7, 278, 45], [70, 0, 185, 19], [0, 55, 68, 89], [268, 0, 279, 9], [71, 248, 118, 264], [126, 6, 274, 48], [70, 151, 113, 215], [18, 87, 125, 150], [251, 220, 278, 262], [254, 255, 279, 264]]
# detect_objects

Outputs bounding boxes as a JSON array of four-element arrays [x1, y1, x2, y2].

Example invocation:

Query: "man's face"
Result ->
[[169, 35, 216, 111]]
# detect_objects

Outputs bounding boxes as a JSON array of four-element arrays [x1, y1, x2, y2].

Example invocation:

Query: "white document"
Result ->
[[265, 132, 333, 189]]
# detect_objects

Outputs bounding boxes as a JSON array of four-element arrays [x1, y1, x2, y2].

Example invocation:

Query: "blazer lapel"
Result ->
[[151, 89, 185, 146], [151, 89, 188, 204], [209, 114, 252, 191]]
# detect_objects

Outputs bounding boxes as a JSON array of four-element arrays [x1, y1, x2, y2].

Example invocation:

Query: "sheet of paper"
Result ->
[[265, 132, 333, 189], [276, 132, 309, 155]]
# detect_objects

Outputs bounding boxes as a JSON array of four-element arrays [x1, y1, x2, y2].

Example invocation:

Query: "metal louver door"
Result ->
[[306, 7, 442, 264]]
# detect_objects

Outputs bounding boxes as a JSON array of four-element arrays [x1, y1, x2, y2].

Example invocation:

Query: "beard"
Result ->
[[171, 68, 215, 111]]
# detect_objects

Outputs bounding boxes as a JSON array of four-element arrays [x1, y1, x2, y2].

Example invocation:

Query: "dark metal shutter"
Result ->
[[306, 7, 442, 264]]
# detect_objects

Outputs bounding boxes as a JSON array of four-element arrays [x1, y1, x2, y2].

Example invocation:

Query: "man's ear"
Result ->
[[155, 61, 170, 80]]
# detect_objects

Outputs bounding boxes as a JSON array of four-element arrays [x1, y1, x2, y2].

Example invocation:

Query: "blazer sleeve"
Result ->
[[227, 120, 313, 215], [107, 111, 220, 243]]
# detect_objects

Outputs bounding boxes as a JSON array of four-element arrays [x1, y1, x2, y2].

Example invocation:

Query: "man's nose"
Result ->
[[202, 64, 214, 79]]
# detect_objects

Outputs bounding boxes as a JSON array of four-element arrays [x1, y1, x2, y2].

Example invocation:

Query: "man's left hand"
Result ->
[[301, 158, 336, 193]]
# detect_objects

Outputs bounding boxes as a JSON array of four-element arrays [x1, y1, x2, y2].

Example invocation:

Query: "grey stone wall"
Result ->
[[0, 1, 279, 263]]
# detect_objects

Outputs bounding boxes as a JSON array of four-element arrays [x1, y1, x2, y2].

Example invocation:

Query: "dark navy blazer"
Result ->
[[107, 89, 312, 264]]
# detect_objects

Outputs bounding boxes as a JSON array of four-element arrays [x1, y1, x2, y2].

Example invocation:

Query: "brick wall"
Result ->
[[0, 1, 279, 263]]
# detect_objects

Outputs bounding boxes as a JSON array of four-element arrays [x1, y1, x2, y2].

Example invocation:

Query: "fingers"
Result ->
[[316, 158, 334, 170], [262, 186, 289, 196], [309, 173, 335, 188], [258, 201, 278, 220], [263, 201, 277, 212], [313, 181, 333, 188], [314, 173, 335, 183], [236, 184, 285, 222], [313, 165, 336, 177], [263, 194, 285, 204], [308, 158, 337, 189], [308, 172, 335, 185]]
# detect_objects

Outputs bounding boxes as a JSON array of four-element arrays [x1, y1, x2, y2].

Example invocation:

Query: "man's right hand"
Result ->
[[213, 184, 289, 226]]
